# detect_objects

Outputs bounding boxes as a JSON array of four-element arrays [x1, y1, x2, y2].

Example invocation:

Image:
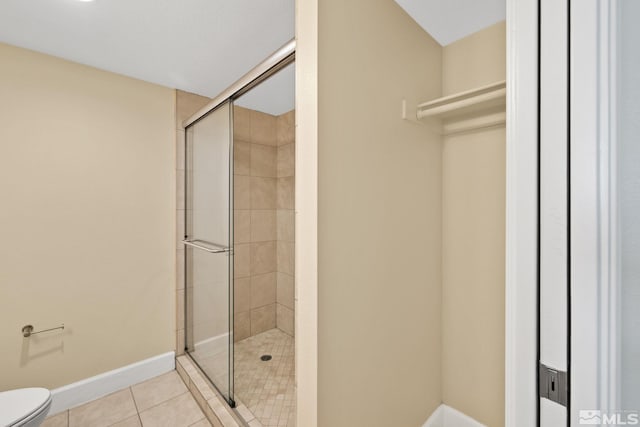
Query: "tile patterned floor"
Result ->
[[42, 371, 212, 427], [234, 329, 295, 427]]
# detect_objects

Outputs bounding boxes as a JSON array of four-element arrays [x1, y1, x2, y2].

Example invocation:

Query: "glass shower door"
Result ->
[[184, 101, 234, 405]]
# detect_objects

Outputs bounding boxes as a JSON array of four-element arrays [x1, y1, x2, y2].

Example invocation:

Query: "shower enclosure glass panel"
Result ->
[[184, 101, 234, 405]]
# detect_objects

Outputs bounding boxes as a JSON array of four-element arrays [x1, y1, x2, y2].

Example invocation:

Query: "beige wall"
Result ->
[[441, 21, 506, 427], [317, 1, 443, 425], [442, 22, 506, 96], [0, 42, 176, 390]]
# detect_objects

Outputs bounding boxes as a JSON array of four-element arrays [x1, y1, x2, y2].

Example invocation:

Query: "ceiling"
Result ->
[[394, 0, 505, 46], [0, 0, 294, 115], [0, 0, 503, 115]]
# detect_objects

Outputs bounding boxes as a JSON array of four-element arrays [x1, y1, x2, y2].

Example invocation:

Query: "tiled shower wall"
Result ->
[[275, 110, 295, 336], [233, 106, 295, 341], [175, 93, 295, 352]]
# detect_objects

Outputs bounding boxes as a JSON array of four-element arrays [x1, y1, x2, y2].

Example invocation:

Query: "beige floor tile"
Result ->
[[131, 370, 188, 412], [109, 415, 141, 427], [139, 392, 204, 427], [189, 420, 212, 427], [42, 411, 68, 427], [68, 389, 137, 427]]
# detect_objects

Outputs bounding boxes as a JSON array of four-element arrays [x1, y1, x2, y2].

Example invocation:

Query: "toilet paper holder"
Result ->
[[21, 324, 65, 338]]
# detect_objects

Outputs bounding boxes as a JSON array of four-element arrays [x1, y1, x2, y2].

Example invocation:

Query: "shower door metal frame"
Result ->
[[182, 39, 295, 129], [184, 100, 235, 406], [182, 38, 296, 409]]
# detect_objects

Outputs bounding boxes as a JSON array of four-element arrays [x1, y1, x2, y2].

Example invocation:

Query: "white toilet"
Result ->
[[0, 388, 52, 427]]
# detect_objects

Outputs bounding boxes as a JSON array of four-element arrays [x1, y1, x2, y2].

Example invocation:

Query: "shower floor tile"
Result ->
[[234, 328, 295, 427]]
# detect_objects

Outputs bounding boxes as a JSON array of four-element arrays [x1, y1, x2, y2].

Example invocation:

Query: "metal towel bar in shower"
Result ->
[[182, 239, 231, 253]]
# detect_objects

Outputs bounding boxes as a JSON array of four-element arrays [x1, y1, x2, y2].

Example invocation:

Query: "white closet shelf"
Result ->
[[416, 80, 506, 135]]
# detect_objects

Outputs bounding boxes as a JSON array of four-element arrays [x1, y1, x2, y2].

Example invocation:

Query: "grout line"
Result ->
[[127, 387, 144, 427]]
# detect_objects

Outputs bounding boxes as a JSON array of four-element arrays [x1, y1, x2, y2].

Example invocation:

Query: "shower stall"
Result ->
[[181, 40, 296, 426]]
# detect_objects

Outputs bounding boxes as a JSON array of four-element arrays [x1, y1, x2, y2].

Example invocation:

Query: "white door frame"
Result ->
[[506, 0, 621, 425], [505, 0, 540, 424], [570, 0, 620, 419]]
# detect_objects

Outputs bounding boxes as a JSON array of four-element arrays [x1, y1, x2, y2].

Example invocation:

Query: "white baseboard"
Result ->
[[49, 351, 175, 415], [423, 404, 486, 427]]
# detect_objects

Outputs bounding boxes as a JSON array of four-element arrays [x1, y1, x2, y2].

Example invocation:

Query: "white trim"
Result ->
[[422, 404, 487, 427], [295, 0, 318, 425], [539, 0, 569, 379], [505, 0, 539, 425], [48, 351, 175, 415], [600, 0, 620, 412], [570, 0, 620, 418]]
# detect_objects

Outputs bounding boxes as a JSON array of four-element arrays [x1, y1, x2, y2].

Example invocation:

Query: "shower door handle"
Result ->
[[182, 239, 231, 254]]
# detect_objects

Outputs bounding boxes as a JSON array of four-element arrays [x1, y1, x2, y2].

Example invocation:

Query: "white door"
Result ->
[[540, 0, 640, 425]]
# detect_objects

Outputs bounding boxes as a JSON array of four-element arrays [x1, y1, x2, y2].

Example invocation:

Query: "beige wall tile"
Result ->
[[250, 304, 276, 335], [276, 177, 294, 209], [276, 272, 294, 309], [176, 130, 185, 171], [234, 244, 251, 278], [276, 112, 295, 146], [234, 277, 251, 313], [234, 106, 251, 142], [250, 210, 276, 242], [276, 304, 294, 336], [277, 210, 294, 243], [251, 241, 276, 275], [234, 210, 251, 244], [176, 90, 211, 129], [234, 141, 251, 176], [234, 311, 250, 341], [185, 249, 193, 288], [277, 143, 295, 177], [281, 110, 295, 128], [250, 143, 277, 177], [176, 289, 185, 331], [177, 171, 185, 211], [185, 290, 193, 331], [177, 213, 185, 246], [69, 389, 137, 427], [276, 124, 294, 146], [131, 371, 188, 412], [177, 249, 185, 290], [234, 175, 251, 210], [250, 110, 277, 146], [185, 130, 194, 172], [277, 241, 294, 276], [139, 392, 204, 427], [250, 177, 276, 209], [176, 329, 185, 355], [251, 272, 277, 308]]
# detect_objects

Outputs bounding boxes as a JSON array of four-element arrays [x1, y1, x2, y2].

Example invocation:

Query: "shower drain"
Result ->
[[260, 354, 272, 361]]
